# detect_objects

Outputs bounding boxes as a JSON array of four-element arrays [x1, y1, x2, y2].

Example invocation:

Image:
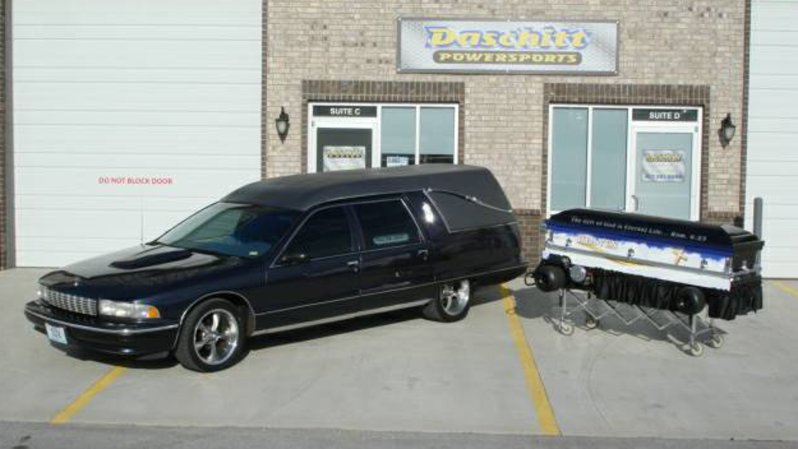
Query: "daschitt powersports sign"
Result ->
[[397, 18, 618, 75]]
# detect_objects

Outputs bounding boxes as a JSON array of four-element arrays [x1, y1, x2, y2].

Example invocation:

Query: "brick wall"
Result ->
[[0, 0, 6, 270], [265, 0, 745, 210], [514, 209, 542, 263], [262, 0, 746, 261]]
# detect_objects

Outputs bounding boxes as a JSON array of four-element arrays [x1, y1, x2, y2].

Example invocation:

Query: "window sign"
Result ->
[[641, 150, 686, 183], [386, 156, 410, 167], [322, 146, 367, 172]]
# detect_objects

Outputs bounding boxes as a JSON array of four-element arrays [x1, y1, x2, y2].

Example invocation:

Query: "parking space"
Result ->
[[3, 268, 798, 442], [2, 269, 540, 434], [0, 268, 114, 423], [511, 278, 798, 441]]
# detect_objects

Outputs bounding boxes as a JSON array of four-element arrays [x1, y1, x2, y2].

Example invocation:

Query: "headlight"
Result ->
[[99, 300, 160, 319], [37, 285, 48, 300]]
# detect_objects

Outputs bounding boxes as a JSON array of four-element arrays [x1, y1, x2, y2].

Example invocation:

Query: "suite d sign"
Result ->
[[397, 18, 618, 74]]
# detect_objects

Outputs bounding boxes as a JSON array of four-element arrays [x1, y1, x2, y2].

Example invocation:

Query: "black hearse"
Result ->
[[25, 165, 526, 371]]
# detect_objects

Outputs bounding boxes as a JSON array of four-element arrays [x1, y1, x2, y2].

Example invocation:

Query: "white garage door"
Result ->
[[12, 0, 262, 267], [746, 1, 798, 278]]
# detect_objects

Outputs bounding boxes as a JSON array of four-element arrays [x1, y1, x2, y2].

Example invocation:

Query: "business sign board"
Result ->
[[397, 18, 618, 75]]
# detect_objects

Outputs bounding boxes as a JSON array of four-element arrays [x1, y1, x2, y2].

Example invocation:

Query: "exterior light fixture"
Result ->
[[275, 107, 290, 143], [719, 113, 736, 148]]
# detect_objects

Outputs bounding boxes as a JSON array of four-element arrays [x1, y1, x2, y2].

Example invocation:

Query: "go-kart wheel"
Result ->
[[534, 265, 567, 292], [585, 316, 599, 330], [675, 287, 706, 315], [707, 333, 725, 349], [688, 342, 704, 357]]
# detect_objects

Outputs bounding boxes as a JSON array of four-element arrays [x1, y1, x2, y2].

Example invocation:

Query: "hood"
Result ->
[[39, 244, 246, 300]]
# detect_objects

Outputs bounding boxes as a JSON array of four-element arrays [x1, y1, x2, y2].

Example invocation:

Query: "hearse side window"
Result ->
[[283, 207, 352, 260], [354, 201, 420, 250]]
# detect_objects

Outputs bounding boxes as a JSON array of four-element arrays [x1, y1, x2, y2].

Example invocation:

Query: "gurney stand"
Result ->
[[553, 287, 725, 357]]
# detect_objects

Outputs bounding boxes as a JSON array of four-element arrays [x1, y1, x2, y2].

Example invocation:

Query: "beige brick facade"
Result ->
[[264, 0, 746, 210], [262, 0, 747, 261]]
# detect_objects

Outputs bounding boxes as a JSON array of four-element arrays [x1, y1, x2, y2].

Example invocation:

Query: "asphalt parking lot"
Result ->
[[2, 268, 798, 445]]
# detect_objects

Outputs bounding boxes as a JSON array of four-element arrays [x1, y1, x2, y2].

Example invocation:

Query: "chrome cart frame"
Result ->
[[551, 287, 725, 357]]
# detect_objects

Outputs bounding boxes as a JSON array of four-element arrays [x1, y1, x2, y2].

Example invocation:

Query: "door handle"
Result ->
[[347, 260, 360, 273], [631, 194, 639, 212], [416, 249, 429, 261]]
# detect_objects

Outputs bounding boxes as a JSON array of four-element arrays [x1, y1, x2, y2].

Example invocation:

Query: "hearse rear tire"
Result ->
[[175, 298, 246, 372], [423, 280, 471, 322]]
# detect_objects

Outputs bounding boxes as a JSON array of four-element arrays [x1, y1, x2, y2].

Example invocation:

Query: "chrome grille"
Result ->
[[41, 286, 98, 316]]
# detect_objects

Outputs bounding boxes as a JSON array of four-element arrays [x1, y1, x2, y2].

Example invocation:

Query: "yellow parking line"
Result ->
[[773, 281, 798, 299], [50, 366, 126, 425], [501, 284, 561, 436]]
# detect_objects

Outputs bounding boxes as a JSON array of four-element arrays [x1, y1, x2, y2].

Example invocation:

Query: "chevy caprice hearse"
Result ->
[[25, 165, 527, 371]]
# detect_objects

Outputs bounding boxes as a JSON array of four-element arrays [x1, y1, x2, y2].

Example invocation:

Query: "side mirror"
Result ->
[[280, 253, 309, 265]]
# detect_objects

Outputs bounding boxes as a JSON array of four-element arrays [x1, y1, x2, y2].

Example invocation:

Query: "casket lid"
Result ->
[[546, 209, 761, 250]]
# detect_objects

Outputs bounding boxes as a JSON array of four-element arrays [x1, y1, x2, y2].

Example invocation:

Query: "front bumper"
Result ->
[[24, 300, 179, 356]]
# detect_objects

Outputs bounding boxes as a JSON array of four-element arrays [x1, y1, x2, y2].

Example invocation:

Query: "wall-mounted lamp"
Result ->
[[719, 113, 736, 148], [275, 107, 290, 143]]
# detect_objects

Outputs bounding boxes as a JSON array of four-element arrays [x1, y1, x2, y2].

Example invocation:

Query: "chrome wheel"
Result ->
[[193, 309, 240, 366], [441, 280, 470, 316]]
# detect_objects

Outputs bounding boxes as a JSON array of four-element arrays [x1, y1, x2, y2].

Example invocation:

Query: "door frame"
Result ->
[[308, 118, 378, 174], [628, 116, 703, 221], [546, 104, 703, 221]]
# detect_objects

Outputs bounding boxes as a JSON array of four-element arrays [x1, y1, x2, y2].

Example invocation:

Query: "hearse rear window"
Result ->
[[428, 191, 515, 232], [354, 201, 420, 250]]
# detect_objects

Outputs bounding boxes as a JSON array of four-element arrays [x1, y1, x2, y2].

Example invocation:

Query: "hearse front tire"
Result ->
[[175, 298, 246, 372], [423, 280, 471, 322]]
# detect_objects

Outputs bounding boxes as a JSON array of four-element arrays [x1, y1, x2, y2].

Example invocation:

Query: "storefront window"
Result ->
[[590, 108, 627, 210], [419, 107, 456, 164], [381, 107, 416, 166], [550, 107, 588, 211], [548, 105, 701, 219]]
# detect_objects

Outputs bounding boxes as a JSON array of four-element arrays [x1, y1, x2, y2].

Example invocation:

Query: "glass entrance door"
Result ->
[[316, 128, 373, 172], [632, 131, 695, 220]]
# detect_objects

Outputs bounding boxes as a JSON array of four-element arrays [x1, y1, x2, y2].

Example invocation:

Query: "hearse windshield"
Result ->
[[155, 202, 300, 258]]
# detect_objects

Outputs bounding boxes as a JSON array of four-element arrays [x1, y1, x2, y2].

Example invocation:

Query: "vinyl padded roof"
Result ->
[[222, 164, 513, 214]]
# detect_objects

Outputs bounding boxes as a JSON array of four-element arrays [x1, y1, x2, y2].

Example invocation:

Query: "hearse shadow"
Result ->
[[63, 346, 179, 369], [64, 286, 505, 369], [248, 286, 504, 351], [511, 284, 725, 354]]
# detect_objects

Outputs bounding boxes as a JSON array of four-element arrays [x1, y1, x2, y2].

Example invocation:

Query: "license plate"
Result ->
[[45, 323, 68, 345]]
